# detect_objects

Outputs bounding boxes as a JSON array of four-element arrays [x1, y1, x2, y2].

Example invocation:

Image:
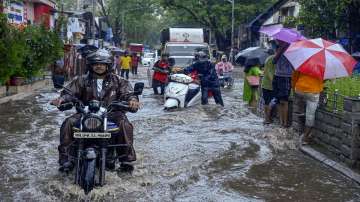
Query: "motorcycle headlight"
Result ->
[[83, 116, 103, 131]]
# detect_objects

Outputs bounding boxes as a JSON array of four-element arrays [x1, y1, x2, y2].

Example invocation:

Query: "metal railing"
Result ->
[[319, 88, 350, 113]]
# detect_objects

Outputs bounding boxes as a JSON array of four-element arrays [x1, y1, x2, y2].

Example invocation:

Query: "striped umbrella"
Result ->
[[284, 38, 357, 80]]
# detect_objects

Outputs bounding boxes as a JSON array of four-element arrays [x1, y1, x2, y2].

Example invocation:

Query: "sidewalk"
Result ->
[[300, 145, 360, 184], [0, 79, 51, 104]]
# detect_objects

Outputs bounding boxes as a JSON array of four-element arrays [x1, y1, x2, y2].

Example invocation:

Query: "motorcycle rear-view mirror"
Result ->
[[133, 82, 144, 96]]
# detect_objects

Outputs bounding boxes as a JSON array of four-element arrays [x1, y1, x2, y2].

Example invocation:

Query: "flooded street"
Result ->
[[1, 67, 360, 202]]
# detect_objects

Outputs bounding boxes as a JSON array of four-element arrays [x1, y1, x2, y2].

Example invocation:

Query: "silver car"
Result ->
[[142, 52, 156, 67]]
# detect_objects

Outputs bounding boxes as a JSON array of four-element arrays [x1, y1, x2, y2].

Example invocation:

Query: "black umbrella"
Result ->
[[235, 47, 270, 66], [235, 47, 259, 64], [78, 44, 98, 57]]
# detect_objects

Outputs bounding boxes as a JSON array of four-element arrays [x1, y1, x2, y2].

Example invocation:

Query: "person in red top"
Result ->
[[152, 53, 170, 95], [131, 52, 140, 75]]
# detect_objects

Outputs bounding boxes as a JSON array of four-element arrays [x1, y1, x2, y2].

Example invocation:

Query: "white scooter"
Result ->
[[164, 74, 202, 110]]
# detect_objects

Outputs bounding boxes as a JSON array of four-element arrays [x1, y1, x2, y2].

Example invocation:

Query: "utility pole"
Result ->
[[227, 0, 235, 63], [122, 11, 125, 37], [231, 0, 235, 63], [121, 11, 125, 47], [231, 0, 234, 50], [76, 0, 80, 10], [92, 0, 96, 40]]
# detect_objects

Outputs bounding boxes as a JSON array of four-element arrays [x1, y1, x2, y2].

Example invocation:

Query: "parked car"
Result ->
[[142, 52, 156, 66]]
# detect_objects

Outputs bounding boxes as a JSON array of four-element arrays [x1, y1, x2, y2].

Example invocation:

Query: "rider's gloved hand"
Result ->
[[129, 98, 140, 110]]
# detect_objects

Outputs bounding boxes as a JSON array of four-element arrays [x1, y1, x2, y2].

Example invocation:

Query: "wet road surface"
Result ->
[[0, 67, 360, 201]]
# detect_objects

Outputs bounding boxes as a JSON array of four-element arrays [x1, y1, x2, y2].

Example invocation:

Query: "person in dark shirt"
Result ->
[[184, 51, 224, 106]]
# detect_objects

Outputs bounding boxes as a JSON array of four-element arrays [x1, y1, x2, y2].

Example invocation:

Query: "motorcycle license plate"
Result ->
[[74, 132, 111, 139]]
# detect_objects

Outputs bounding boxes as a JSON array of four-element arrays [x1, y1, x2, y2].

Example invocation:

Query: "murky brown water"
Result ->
[[0, 67, 359, 201]]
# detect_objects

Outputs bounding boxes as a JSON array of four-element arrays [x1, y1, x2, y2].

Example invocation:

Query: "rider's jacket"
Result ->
[[60, 73, 137, 106], [153, 60, 170, 83]]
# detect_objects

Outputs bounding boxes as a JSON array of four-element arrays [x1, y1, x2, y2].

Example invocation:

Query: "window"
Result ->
[[280, 6, 295, 17], [288, 6, 295, 17]]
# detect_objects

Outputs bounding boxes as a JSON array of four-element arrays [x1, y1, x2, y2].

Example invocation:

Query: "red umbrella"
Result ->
[[284, 38, 357, 80]]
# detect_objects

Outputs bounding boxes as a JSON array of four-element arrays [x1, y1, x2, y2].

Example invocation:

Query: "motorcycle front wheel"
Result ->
[[82, 158, 96, 195]]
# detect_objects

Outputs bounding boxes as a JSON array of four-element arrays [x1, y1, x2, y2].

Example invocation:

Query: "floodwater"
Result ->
[[0, 67, 360, 202]]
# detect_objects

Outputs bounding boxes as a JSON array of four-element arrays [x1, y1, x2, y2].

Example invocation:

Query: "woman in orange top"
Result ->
[[292, 70, 324, 144]]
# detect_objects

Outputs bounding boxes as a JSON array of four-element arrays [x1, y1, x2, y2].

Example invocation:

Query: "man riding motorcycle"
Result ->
[[51, 49, 140, 171], [183, 51, 224, 106]]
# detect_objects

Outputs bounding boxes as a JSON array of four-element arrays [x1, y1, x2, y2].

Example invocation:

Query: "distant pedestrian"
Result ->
[[216, 55, 234, 88], [51, 58, 66, 89], [152, 53, 170, 95], [292, 70, 324, 144], [131, 52, 140, 75], [215, 55, 234, 75], [262, 52, 276, 124], [272, 40, 293, 127], [113, 55, 119, 74], [243, 62, 262, 107], [120, 51, 132, 79]]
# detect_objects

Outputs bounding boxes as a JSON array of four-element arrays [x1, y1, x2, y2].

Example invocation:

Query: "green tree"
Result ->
[[298, 0, 353, 39], [21, 26, 63, 79], [99, 0, 164, 46], [0, 14, 27, 84]]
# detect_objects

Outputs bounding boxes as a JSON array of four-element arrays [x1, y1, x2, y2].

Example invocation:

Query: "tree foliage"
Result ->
[[0, 14, 27, 84], [56, 0, 275, 50], [0, 13, 63, 84], [298, 0, 353, 39], [21, 26, 64, 78], [95, 0, 162, 46]]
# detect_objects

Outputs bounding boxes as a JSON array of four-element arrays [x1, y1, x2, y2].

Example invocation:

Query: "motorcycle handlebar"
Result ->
[[58, 101, 137, 113], [57, 100, 85, 113], [108, 101, 138, 113], [57, 102, 74, 111]]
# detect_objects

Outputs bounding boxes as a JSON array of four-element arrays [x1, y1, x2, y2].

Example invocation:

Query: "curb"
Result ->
[[0, 92, 34, 104], [0, 79, 51, 105], [300, 145, 360, 184]]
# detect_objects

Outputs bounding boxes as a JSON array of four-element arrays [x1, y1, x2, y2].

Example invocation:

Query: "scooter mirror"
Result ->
[[134, 82, 144, 95]]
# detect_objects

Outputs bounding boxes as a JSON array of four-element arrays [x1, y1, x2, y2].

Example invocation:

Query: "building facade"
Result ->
[[1, 0, 56, 29], [260, 0, 300, 48], [245, 0, 300, 48]]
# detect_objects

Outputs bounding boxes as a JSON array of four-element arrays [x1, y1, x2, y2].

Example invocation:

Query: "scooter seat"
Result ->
[[188, 83, 200, 90]]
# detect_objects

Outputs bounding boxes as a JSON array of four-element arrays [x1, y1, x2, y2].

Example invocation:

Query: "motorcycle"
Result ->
[[218, 71, 234, 89], [57, 82, 144, 195], [164, 73, 201, 110]]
